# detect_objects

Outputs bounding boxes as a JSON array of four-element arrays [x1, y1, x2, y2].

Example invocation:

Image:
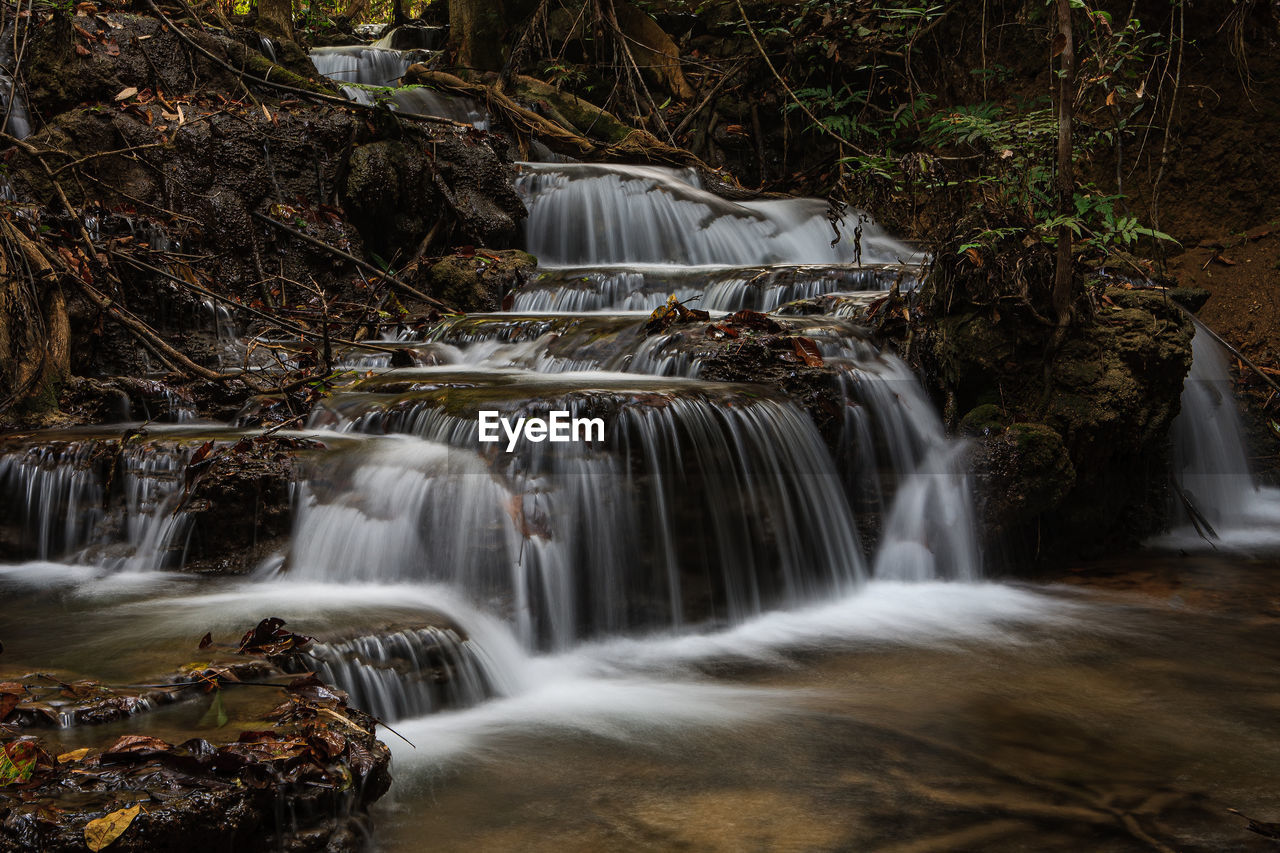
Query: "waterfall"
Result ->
[[0, 27, 30, 140], [0, 439, 196, 571], [510, 264, 914, 313], [294, 378, 867, 649], [309, 626, 499, 722], [0, 157, 996, 733], [308, 45, 488, 127], [1162, 321, 1280, 546], [516, 163, 922, 269]]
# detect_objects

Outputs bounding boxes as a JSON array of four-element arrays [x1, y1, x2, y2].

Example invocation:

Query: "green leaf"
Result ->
[[0, 741, 37, 786], [199, 690, 229, 728]]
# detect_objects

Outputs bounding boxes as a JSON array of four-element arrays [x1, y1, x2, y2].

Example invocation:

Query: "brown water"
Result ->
[[365, 553, 1280, 853], [3, 553, 1278, 851]]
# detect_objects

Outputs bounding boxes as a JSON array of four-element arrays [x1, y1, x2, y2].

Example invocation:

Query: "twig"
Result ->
[[250, 210, 455, 313], [108, 249, 404, 354], [733, 0, 869, 157], [672, 59, 744, 139]]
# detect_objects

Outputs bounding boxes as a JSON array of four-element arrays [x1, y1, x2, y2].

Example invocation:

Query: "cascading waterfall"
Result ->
[[308, 626, 498, 721], [517, 162, 922, 269], [510, 264, 913, 313], [308, 44, 488, 127], [0, 439, 195, 571], [296, 377, 866, 649], [0, 158, 988, 733], [1164, 320, 1280, 545]]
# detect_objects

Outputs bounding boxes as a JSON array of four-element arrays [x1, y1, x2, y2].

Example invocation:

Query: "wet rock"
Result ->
[[0, 684, 391, 852], [0, 622, 392, 852], [970, 423, 1076, 542], [421, 251, 537, 312], [180, 437, 319, 574], [929, 287, 1194, 564], [1167, 286, 1211, 313], [340, 134, 526, 260]]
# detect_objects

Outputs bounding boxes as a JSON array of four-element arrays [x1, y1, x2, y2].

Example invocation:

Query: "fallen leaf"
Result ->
[[0, 741, 38, 785], [1106, 90, 1118, 106], [75, 42, 91, 56], [57, 748, 93, 764], [84, 803, 140, 851], [103, 734, 170, 754], [198, 632, 213, 649], [114, 86, 138, 102], [792, 336, 824, 367]]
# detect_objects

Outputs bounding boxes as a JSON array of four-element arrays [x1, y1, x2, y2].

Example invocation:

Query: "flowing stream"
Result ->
[[2, 162, 1278, 850]]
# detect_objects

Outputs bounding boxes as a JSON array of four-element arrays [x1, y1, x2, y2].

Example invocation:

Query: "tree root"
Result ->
[[404, 67, 709, 169]]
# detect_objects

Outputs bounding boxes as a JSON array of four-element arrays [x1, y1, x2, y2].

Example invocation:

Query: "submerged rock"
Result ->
[[0, 685, 390, 852], [0, 624, 392, 852]]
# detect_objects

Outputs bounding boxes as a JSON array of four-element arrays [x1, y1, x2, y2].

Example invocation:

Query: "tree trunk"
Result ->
[[256, 0, 295, 42], [1052, 0, 1075, 326], [448, 0, 509, 72], [0, 221, 70, 416]]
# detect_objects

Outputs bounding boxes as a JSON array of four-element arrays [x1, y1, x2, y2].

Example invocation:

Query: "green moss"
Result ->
[[958, 403, 1005, 436]]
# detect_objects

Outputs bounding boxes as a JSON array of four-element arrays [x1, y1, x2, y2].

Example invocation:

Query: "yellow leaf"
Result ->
[[57, 747, 92, 764], [84, 804, 140, 851]]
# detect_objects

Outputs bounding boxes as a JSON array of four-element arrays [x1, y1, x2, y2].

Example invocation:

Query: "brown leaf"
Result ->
[[105, 39, 119, 57], [1051, 33, 1066, 57], [725, 309, 782, 333], [198, 632, 213, 650], [792, 337, 824, 367], [113, 86, 138, 102], [75, 42, 91, 56], [964, 247, 984, 267], [104, 734, 170, 754], [84, 803, 140, 851], [57, 747, 93, 764]]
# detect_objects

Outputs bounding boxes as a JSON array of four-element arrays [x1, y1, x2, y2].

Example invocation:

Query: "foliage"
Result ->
[[742, 0, 1185, 312]]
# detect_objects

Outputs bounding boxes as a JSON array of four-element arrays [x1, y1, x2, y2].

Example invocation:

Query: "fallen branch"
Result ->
[[404, 67, 708, 168], [108, 250, 405, 354], [249, 210, 455, 313]]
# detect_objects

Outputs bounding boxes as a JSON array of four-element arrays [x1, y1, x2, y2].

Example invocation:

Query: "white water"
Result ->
[[308, 45, 488, 127], [517, 163, 922, 269], [1157, 321, 1280, 550]]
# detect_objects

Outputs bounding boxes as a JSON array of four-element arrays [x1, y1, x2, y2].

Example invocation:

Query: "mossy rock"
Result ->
[[426, 251, 538, 313], [928, 286, 1193, 565], [1167, 287, 1211, 313], [958, 404, 1006, 436], [972, 422, 1076, 533]]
